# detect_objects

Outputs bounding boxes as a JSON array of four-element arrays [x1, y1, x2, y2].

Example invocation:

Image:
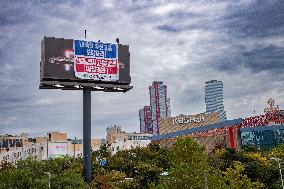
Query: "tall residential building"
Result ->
[[205, 80, 227, 122], [149, 81, 171, 135], [139, 106, 152, 133]]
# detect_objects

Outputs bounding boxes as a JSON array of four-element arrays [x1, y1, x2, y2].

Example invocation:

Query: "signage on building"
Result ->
[[173, 115, 205, 124], [47, 142, 68, 159]]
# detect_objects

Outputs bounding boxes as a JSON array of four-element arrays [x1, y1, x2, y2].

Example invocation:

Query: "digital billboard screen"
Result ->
[[40, 37, 131, 91], [47, 142, 68, 159], [74, 40, 119, 81]]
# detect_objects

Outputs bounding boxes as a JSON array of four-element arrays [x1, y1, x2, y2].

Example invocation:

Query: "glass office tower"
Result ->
[[205, 80, 227, 122]]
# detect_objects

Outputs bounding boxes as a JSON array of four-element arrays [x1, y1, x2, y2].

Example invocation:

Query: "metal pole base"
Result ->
[[83, 89, 92, 182]]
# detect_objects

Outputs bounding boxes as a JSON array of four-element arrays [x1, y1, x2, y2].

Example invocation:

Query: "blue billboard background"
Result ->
[[74, 40, 117, 58]]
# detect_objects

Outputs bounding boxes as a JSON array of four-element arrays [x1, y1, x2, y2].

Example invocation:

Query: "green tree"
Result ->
[[159, 137, 210, 189], [209, 147, 279, 188], [0, 157, 85, 189], [269, 144, 284, 159], [93, 144, 111, 159], [267, 145, 284, 189], [134, 162, 163, 188], [89, 170, 135, 189], [107, 144, 169, 188], [223, 161, 264, 189]]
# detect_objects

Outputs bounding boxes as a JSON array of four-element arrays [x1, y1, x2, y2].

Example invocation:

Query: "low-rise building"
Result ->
[[107, 125, 152, 155], [67, 138, 105, 158], [0, 132, 104, 162], [0, 134, 44, 164], [47, 132, 67, 142], [1, 144, 43, 165], [35, 137, 48, 160], [106, 125, 126, 146]]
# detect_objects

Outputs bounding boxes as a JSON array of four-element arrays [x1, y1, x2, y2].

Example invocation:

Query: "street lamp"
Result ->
[[270, 157, 284, 189], [73, 137, 77, 158], [204, 172, 208, 189], [44, 172, 51, 189]]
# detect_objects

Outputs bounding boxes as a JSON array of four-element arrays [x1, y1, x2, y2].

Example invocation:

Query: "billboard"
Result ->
[[40, 37, 132, 91], [74, 40, 118, 81], [47, 142, 68, 159]]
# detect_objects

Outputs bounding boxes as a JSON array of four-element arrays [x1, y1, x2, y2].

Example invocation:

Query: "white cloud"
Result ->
[[0, 0, 283, 138], [152, 3, 184, 15], [0, 116, 17, 126], [34, 98, 54, 106], [102, 0, 115, 9]]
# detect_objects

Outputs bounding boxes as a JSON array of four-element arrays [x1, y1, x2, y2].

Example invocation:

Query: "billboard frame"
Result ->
[[39, 80, 132, 92], [39, 36, 132, 92]]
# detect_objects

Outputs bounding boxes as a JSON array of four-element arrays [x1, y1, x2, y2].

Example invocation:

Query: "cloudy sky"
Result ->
[[0, 0, 283, 139]]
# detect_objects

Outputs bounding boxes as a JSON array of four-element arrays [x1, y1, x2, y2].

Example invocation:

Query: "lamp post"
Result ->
[[204, 172, 208, 189], [44, 172, 51, 189], [73, 137, 77, 158], [270, 157, 284, 189]]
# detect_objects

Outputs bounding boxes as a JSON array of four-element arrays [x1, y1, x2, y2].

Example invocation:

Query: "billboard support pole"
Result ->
[[83, 29, 92, 183], [83, 89, 92, 182]]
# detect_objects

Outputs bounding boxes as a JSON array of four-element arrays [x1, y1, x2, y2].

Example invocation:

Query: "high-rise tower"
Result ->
[[205, 80, 227, 122], [139, 106, 152, 133], [149, 81, 170, 135]]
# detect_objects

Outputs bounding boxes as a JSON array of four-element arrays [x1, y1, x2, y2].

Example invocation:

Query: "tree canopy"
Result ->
[[0, 139, 283, 188]]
